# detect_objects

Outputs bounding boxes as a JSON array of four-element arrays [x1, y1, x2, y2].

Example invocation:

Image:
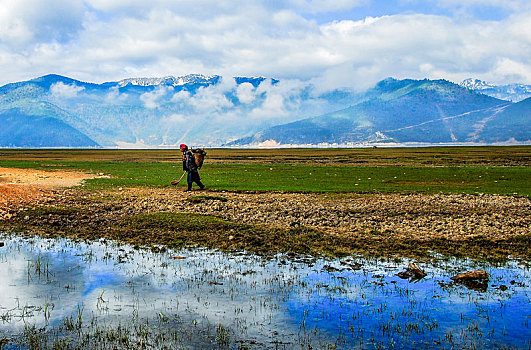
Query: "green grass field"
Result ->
[[0, 147, 529, 195]]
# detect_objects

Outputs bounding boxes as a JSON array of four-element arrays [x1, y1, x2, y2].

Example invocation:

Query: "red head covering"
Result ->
[[179, 144, 188, 152]]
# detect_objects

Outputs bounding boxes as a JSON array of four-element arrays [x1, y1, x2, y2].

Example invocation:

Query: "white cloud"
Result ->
[[50, 82, 85, 98], [0, 1, 529, 87], [186, 77, 235, 113], [236, 83, 256, 104], [0, 0, 85, 46], [247, 79, 308, 120], [189, 88, 233, 113], [171, 90, 191, 103], [280, 0, 366, 14], [433, 0, 530, 11], [105, 86, 128, 103], [493, 58, 531, 83], [250, 93, 287, 119], [140, 86, 170, 109]]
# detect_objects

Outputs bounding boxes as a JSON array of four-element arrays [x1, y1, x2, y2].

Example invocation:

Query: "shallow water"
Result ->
[[0, 234, 529, 349]]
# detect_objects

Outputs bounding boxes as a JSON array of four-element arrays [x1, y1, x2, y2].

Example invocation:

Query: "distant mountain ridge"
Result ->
[[0, 74, 348, 148], [460, 78, 531, 102], [116, 74, 220, 88], [1, 74, 529, 148], [114, 75, 277, 88], [231, 78, 530, 146], [0, 108, 98, 148]]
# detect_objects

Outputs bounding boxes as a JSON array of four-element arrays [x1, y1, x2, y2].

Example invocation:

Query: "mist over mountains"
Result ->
[[0, 74, 529, 148], [0, 74, 356, 148], [232, 79, 530, 146]]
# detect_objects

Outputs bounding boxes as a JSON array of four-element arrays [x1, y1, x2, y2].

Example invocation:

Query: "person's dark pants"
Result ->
[[187, 170, 204, 190]]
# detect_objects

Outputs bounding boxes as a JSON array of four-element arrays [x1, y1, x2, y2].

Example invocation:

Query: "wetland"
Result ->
[[0, 147, 530, 348], [1, 234, 529, 349]]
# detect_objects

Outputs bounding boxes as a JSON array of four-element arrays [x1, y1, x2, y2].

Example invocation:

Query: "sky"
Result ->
[[0, 0, 530, 89]]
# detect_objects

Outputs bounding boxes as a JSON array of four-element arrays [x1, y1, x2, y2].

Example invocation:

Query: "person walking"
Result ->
[[180, 144, 205, 191]]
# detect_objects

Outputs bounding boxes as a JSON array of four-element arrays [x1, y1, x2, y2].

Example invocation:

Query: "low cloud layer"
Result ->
[[50, 82, 85, 98], [0, 0, 530, 87], [150, 77, 338, 145]]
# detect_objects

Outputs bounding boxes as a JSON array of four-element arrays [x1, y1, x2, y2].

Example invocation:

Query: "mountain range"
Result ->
[[232, 78, 530, 146], [0, 74, 529, 148], [0, 74, 355, 148]]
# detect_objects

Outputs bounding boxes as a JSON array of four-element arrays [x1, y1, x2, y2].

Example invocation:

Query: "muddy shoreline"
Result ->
[[2, 183, 529, 261]]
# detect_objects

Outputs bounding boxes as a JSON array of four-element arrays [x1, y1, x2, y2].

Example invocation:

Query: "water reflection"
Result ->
[[0, 234, 529, 349]]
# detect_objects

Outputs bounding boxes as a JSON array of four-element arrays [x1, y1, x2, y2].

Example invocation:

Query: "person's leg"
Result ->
[[192, 171, 205, 190], [186, 171, 192, 191], [197, 180, 205, 190]]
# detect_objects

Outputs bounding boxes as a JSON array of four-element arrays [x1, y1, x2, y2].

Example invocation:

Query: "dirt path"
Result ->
[[0, 167, 94, 219]]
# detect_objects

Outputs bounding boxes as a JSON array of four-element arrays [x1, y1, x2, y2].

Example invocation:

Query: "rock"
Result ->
[[408, 262, 427, 277], [450, 270, 489, 292], [397, 262, 427, 282], [450, 270, 489, 281], [0, 242, 4, 247]]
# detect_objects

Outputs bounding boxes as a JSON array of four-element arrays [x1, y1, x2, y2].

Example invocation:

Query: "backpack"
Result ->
[[191, 148, 207, 169]]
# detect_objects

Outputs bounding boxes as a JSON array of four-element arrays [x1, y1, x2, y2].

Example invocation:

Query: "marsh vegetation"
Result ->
[[0, 235, 529, 349], [0, 147, 529, 348]]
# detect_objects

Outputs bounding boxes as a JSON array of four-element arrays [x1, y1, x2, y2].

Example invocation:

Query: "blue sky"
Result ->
[[0, 0, 529, 88], [306, 1, 514, 23]]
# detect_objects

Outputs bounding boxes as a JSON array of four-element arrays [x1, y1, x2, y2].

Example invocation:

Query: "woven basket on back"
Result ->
[[191, 148, 207, 169]]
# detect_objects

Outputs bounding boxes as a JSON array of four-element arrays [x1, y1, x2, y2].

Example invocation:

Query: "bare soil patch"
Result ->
[[0, 167, 95, 219]]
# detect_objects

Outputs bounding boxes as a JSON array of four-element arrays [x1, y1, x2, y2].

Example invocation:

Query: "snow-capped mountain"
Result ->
[[117, 74, 220, 87], [230, 78, 531, 146], [460, 78, 531, 102], [0, 74, 528, 148], [0, 74, 355, 147], [460, 78, 494, 90]]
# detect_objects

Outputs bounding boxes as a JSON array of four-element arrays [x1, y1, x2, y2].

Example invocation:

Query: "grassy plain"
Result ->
[[1, 146, 530, 261], [0, 146, 529, 195]]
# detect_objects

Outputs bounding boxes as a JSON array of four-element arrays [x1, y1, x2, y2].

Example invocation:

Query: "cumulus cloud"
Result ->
[[105, 86, 128, 103], [165, 113, 187, 123], [171, 90, 191, 103], [188, 87, 234, 113], [280, 0, 366, 14], [250, 92, 287, 119], [131, 76, 335, 146], [236, 83, 256, 104], [140, 86, 170, 109], [0, 0, 85, 46], [0, 0, 529, 87], [432, 0, 530, 11], [50, 82, 85, 98]]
